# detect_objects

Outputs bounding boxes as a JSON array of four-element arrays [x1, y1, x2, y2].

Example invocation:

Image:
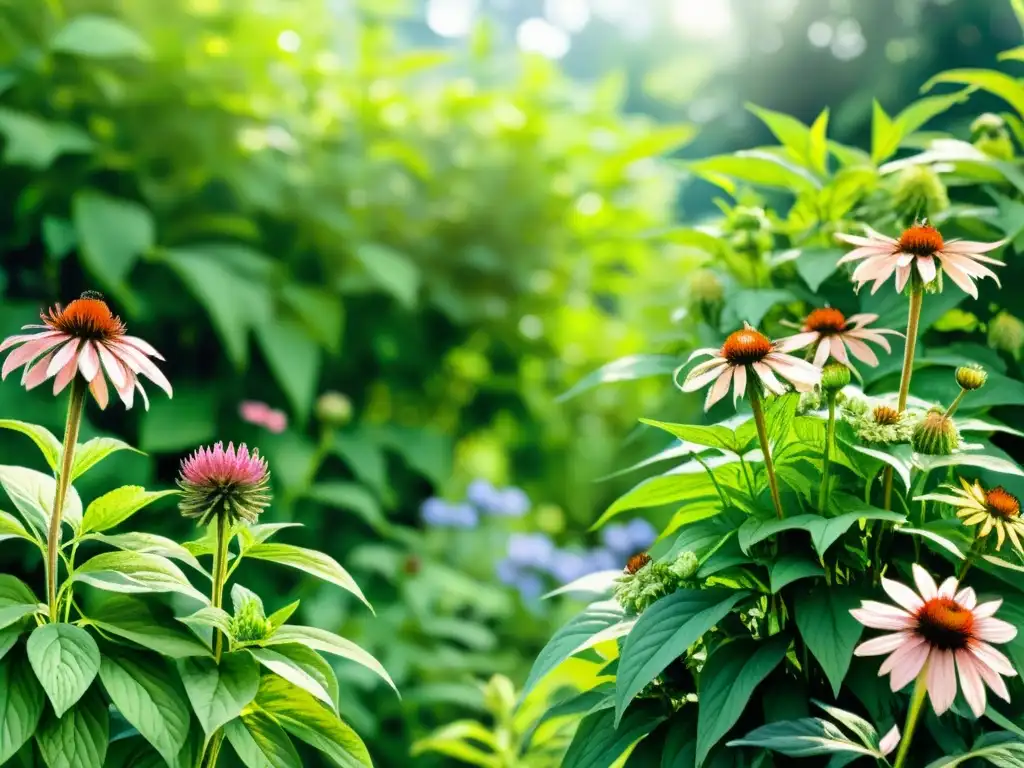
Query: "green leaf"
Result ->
[[267, 602, 300, 632], [27, 623, 101, 717], [253, 675, 373, 767], [255, 319, 321, 423], [596, 471, 720, 528], [305, 483, 389, 534], [0, 624, 22, 661], [266, 625, 397, 696], [91, 531, 206, 575], [728, 718, 877, 758], [0, 420, 60, 471], [89, 595, 210, 659], [794, 586, 863, 697], [98, 649, 190, 767], [81, 486, 177, 535], [353, 243, 421, 308], [225, 710, 302, 768], [179, 652, 260, 737], [244, 543, 371, 611], [925, 741, 1024, 768], [0, 464, 84, 536], [71, 437, 142, 481], [247, 647, 334, 709], [73, 191, 154, 292], [558, 355, 678, 402], [0, 647, 45, 763], [43, 216, 77, 260], [922, 69, 1024, 122], [331, 431, 389, 500], [411, 721, 500, 766], [640, 418, 746, 454], [178, 606, 233, 638], [809, 108, 830, 175], [74, 550, 209, 604], [0, 575, 38, 606], [689, 151, 820, 194], [51, 15, 151, 58], [616, 589, 748, 724], [0, 510, 34, 546], [522, 601, 628, 696], [562, 702, 667, 768], [720, 289, 795, 331], [35, 686, 108, 768], [696, 636, 790, 766], [738, 515, 821, 554], [770, 556, 825, 593], [747, 104, 822, 174], [603, 124, 696, 174], [795, 248, 843, 292], [805, 501, 905, 557], [0, 109, 93, 169], [851, 444, 912, 491], [281, 284, 344, 354]]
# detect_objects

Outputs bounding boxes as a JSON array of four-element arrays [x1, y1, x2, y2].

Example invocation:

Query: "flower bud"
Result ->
[[911, 409, 960, 456], [989, 311, 1024, 361], [955, 364, 987, 391], [971, 113, 1016, 161], [821, 363, 851, 395], [729, 206, 770, 232], [873, 405, 900, 426], [667, 551, 698, 580], [892, 165, 949, 220], [231, 597, 273, 643], [612, 550, 698, 614], [689, 269, 724, 305], [316, 391, 353, 427]]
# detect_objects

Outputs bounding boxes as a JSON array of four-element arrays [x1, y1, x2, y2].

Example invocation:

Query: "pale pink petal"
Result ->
[[682, 360, 730, 392], [852, 254, 898, 282], [732, 364, 747, 406], [77, 342, 100, 382], [764, 353, 821, 387], [956, 588, 978, 610], [773, 332, 819, 353], [0, 330, 60, 355], [686, 347, 722, 364], [895, 252, 915, 268], [854, 632, 910, 656], [135, 382, 150, 411], [942, 251, 1002, 282], [971, 650, 1012, 702], [937, 576, 958, 599], [894, 264, 913, 293], [851, 602, 915, 631], [89, 370, 109, 410], [936, 256, 979, 298], [926, 649, 957, 715], [114, 363, 136, 409], [844, 337, 879, 366], [52, 358, 77, 396], [830, 337, 851, 365], [45, 339, 81, 379], [111, 343, 173, 397], [971, 642, 1017, 677], [879, 725, 900, 756], [22, 352, 57, 390], [2, 334, 67, 379], [916, 255, 937, 284], [955, 650, 987, 717], [847, 329, 893, 353], [704, 367, 733, 411], [972, 598, 1001, 619], [752, 361, 787, 396], [912, 564, 938, 600], [863, 225, 899, 244], [974, 617, 1017, 644], [882, 578, 924, 613], [813, 338, 831, 368], [944, 238, 1007, 254], [845, 313, 879, 328], [120, 335, 165, 361], [884, 639, 930, 691], [97, 343, 127, 388]]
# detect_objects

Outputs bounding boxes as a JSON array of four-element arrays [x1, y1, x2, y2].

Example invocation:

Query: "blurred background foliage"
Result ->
[[0, 0, 1020, 764]]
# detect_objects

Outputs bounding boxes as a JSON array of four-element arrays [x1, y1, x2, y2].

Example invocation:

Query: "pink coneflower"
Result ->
[[681, 324, 822, 410], [177, 442, 271, 525], [239, 400, 288, 434], [779, 308, 902, 368], [0, 292, 171, 410], [851, 564, 1017, 717], [835, 223, 1005, 298]]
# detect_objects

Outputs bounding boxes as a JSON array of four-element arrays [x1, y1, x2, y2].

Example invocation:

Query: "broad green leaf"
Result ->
[[522, 601, 627, 696], [91, 531, 205, 575], [728, 718, 877, 758], [689, 151, 820, 194], [247, 647, 334, 709], [35, 686, 108, 768], [179, 652, 260, 737], [0, 420, 60, 471], [747, 104, 823, 174], [266, 625, 397, 695], [253, 675, 372, 767], [925, 741, 1024, 768], [871, 100, 895, 165], [281, 283, 344, 353], [51, 15, 151, 58], [267, 601, 300, 632], [770, 556, 825, 593], [178, 606, 233, 637], [305, 483, 389, 534], [738, 514, 821, 554], [81, 487, 178, 535], [244, 543, 371, 611], [0, 602, 44, 630], [616, 589, 748, 723], [0, 624, 21, 661], [331, 431, 389, 500], [596, 471, 719, 528], [0, 575, 38, 606], [812, 700, 878, 751], [0, 648, 46, 764], [255, 319, 321, 422], [225, 709, 301, 768], [71, 437, 142, 481], [74, 550, 209, 604], [237, 523, 303, 552], [0, 109, 93, 169], [562, 701, 667, 768], [851, 444, 912, 491], [696, 636, 790, 766], [89, 596, 210, 658], [73, 191, 154, 291], [410, 724, 500, 766], [353, 243, 420, 308], [603, 124, 696, 174], [808, 108, 829, 175], [98, 649, 190, 767], [916, 452, 1024, 477], [0, 510, 34, 545], [805, 502, 905, 557], [895, 527, 966, 560], [640, 418, 745, 454], [922, 69, 1024, 122], [43, 216, 77, 260], [0, 464, 83, 535], [559, 355, 678, 402], [795, 248, 843, 292], [720, 289, 795, 331], [27, 623, 101, 717], [794, 587, 863, 696]]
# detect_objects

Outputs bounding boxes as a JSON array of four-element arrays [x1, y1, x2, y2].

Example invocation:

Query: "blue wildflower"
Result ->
[[420, 497, 478, 528], [625, 518, 657, 550], [587, 548, 620, 573], [495, 557, 521, 586], [507, 533, 555, 570], [496, 487, 530, 517], [447, 502, 479, 529], [516, 572, 546, 602], [550, 550, 590, 585], [600, 523, 634, 557], [467, 478, 499, 511], [421, 497, 451, 526]]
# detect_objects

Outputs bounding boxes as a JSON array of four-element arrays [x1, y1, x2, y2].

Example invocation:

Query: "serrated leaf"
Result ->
[[0, 464, 83, 536], [794, 587, 863, 697], [0, 648, 45, 763], [225, 709, 301, 768], [81, 487, 178, 535], [179, 652, 260, 737], [266, 625, 397, 695], [244, 543, 370, 612], [35, 686, 108, 768], [0, 420, 60, 471], [89, 595, 210, 659], [27, 623, 101, 717], [74, 550, 209, 604]]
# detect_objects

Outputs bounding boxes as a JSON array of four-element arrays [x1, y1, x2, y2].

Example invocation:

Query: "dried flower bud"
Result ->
[[989, 311, 1024, 361], [912, 409, 960, 456], [955, 364, 987, 392], [315, 391, 353, 427], [821, 363, 851, 395], [873, 405, 900, 426], [892, 165, 949, 220], [625, 552, 651, 575]]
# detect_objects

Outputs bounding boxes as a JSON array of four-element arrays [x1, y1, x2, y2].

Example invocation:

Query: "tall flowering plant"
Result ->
[[523, 219, 1024, 767], [0, 294, 391, 767]]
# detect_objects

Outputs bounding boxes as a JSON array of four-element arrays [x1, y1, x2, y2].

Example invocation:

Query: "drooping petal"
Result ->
[[829, 337, 850, 365], [912, 564, 939, 601], [732, 364, 747, 406], [45, 339, 81, 379], [847, 328, 893, 353], [110, 343, 173, 397], [682, 360, 730, 392], [881, 578, 924, 613], [845, 313, 880, 328], [52, 357, 77, 396], [936, 256, 979, 298], [944, 238, 1007, 255], [97, 343, 127, 388], [879, 725, 900, 757], [89, 369, 109, 410], [971, 649, 1012, 702], [813, 338, 831, 367], [120, 335, 165, 361], [704, 367, 733, 411], [894, 264, 913, 293], [971, 642, 1017, 677], [843, 336, 879, 366], [926, 649, 957, 715], [2, 334, 67, 379], [883, 638, 929, 691], [0, 330, 60, 355], [916, 255, 937, 284], [752, 361, 787, 396], [22, 352, 57, 390], [77, 341, 100, 382], [764, 353, 821, 387], [955, 650, 987, 718], [773, 332, 819, 354]]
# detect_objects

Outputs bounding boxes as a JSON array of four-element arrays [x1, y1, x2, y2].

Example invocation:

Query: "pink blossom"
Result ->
[[778, 308, 902, 368], [177, 442, 271, 525], [239, 401, 288, 434]]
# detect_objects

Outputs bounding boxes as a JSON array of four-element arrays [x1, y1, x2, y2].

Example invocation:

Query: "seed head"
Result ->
[[912, 409, 960, 456]]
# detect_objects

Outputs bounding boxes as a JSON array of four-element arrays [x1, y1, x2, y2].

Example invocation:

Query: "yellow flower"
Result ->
[[923, 479, 1024, 555]]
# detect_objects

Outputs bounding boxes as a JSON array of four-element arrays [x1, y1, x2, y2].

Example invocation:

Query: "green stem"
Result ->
[[944, 389, 967, 419], [693, 452, 729, 506], [750, 387, 784, 520], [211, 514, 230, 661], [48, 376, 87, 622], [884, 283, 924, 511], [958, 531, 983, 581], [818, 396, 836, 513], [892, 670, 929, 768]]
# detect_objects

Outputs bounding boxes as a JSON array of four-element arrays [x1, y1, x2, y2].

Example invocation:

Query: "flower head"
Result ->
[[613, 551, 698, 614], [780, 309, 901, 368], [420, 498, 478, 529], [955, 364, 988, 392], [231, 595, 273, 643], [239, 401, 288, 433], [821, 362, 852, 394], [851, 564, 1017, 717], [912, 409, 960, 455], [681, 324, 821, 410], [0, 292, 172, 410], [924, 479, 1024, 556], [177, 442, 271, 525], [843, 400, 916, 445], [892, 164, 949, 219], [835, 223, 1005, 298]]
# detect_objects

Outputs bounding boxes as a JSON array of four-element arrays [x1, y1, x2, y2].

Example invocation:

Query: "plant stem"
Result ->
[[818, 396, 836, 513], [48, 376, 87, 622], [750, 387, 784, 520], [944, 389, 967, 418], [883, 284, 924, 511], [892, 670, 929, 768], [211, 513, 230, 661], [958, 532, 982, 580], [693, 452, 729, 506]]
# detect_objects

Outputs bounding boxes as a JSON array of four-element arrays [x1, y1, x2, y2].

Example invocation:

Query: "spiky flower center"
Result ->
[[916, 597, 973, 651], [42, 293, 126, 340], [804, 307, 847, 335], [873, 405, 900, 425], [625, 553, 651, 574], [986, 487, 1021, 520], [722, 329, 772, 365], [898, 224, 944, 258]]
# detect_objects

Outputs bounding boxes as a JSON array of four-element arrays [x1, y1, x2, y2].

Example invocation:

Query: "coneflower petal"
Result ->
[[927, 649, 957, 714]]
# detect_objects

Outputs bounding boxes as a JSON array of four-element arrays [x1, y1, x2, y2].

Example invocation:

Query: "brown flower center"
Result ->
[[898, 224, 944, 257], [804, 307, 847, 334], [721, 328, 772, 365], [916, 597, 974, 650], [625, 553, 651, 575], [42, 293, 125, 340], [873, 405, 900, 425], [986, 486, 1021, 520]]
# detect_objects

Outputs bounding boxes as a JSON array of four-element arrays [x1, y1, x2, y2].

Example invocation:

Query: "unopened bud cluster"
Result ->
[[613, 551, 699, 614]]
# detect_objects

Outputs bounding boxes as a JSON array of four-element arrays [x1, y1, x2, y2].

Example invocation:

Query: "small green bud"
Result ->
[[989, 311, 1024, 361], [955, 364, 987, 392], [971, 114, 1015, 161], [911, 409, 960, 456], [231, 598, 273, 643], [971, 113, 1007, 138], [482, 675, 516, 718], [667, 551, 698, 580], [892, 165, 949, 220], [729, 206, 770, 232], [821, 363, 851, 395], [689, 269, 724, 304], [315, 391, 353, 427], [612, 551, 698, 615]]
